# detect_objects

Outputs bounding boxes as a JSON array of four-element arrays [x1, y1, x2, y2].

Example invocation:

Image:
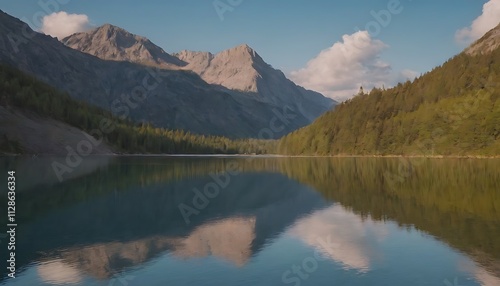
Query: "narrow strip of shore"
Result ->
[[3, 153, 500, 159]]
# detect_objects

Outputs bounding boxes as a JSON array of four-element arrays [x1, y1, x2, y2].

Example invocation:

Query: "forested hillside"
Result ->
[[278, 34, 500, 156], [0, 64, 275, 154]]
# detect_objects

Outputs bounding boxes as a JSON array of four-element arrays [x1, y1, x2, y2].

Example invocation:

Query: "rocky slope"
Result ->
[[0, 106, 114, 155], [0, 10, 330, 138], [465, 22, 500, 56], [176, 45, 260, 92], [62, 22, 334, 126], [62, 24, 186, 68], [176, 45, 335, 121]]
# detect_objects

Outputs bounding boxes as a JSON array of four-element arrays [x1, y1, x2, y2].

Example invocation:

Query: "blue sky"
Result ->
[[1, 0, 497, 100]]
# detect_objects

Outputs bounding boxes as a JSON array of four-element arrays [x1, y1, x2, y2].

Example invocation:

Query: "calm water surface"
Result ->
[[0, 156, 499, 286]]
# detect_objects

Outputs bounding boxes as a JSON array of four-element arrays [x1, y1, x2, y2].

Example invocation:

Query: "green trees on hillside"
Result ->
[[3, 43, 500, 157], [279, 48, 500, 156], [0, 64, 276, 154]]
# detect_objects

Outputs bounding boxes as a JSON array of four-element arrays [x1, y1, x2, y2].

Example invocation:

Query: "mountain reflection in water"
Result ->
[[0, 156, 499, 286]]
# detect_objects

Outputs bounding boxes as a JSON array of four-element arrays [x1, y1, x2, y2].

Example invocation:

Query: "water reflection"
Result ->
[[169, 217, 256, 266], [471, 266, 500, 286], [0, 156, 499, 285], [288, 205, 388, 272], [37, 260, 83, 285]]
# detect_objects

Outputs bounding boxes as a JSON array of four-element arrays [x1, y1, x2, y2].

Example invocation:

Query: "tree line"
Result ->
[[0, 63, 276, 155], [279, 47, 500, 156]]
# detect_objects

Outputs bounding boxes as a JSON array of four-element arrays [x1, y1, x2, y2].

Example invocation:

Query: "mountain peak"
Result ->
[[100, 23, 119, 29], [174, 44, 263, 92], [223, 44, 259, 59], [62, 24, 185, 68], [233, 43, 253, 52], [176, 43, 335, 120], [91, 23, 147, 41], [465, 22, 500, 56], [94, 23, 126, 34]]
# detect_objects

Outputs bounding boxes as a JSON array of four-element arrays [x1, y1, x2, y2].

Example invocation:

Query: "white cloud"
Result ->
[[291, 31, 416, 102], [456, 0, 500, 45], [40, 11, 91, 40]]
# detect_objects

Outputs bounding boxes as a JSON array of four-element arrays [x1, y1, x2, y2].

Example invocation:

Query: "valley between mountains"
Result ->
[[0, 9, 499, 156]]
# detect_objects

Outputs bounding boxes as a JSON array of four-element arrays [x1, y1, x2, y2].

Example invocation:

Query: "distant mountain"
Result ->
[[279, 23, 500, 156], [62, 23, 334, 123], [177, 45, 260, 92], [465, 23, 500, 56], [175, 50, 214, 75], [176, 45, 334, 121], [62, 24, 186, 68], [0, 11, 332, 138]]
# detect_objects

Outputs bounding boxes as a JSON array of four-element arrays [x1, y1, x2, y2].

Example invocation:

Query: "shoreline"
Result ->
[[2, 153, 500, 159]]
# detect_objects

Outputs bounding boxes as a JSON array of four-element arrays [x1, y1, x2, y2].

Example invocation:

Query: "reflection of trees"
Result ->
[[279, 157, 500, 222], [5, 157, 500, 280], [278, 157, 500, 277]]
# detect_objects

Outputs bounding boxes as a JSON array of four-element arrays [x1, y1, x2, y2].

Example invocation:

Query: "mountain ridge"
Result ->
[[176, 43, 335, 120], [0, 10, 332, 138], [61, 22, 335, 123], [178, 44, 264, 93], [62, 24, 186, 68]]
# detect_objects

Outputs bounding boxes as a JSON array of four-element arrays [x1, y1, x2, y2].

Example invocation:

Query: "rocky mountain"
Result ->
[[175, 50, 214, 75], [176, 45, 261, 92], [176, 45, 334, 121], [62, 24, 186, 68], [465, 22, 500, 56], [0, 10, 332, 138], [61, 22, 334, 124]]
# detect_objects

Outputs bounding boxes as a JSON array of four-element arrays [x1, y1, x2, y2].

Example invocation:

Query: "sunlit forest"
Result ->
[[279, 48, 500, 156]]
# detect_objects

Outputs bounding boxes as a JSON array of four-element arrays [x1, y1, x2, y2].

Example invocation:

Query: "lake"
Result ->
[[0, 156, 499, 286]]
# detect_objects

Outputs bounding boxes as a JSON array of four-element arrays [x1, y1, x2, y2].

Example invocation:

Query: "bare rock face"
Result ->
[[62, 24, 186, 68], [465, 22, 500, 56], [175, 50, 214, 75], [177, 44, 336, 121], [62, 22, 334, 126], [177, 44, 261, 92]]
